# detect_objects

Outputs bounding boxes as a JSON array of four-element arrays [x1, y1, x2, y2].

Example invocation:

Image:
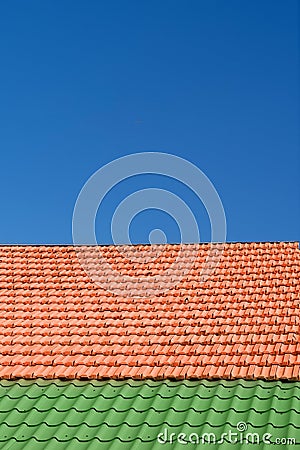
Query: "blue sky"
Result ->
[[0, 1, 299, 245]]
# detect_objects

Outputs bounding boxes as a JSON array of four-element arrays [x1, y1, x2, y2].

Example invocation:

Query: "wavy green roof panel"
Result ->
[[0, 379, 299, 449]]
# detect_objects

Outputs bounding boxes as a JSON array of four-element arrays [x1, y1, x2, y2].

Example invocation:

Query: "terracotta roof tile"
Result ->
[[0, 242, 299, 380]]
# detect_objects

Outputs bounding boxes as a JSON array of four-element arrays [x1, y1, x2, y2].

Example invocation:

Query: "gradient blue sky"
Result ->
[[0, 1, 299, 245]]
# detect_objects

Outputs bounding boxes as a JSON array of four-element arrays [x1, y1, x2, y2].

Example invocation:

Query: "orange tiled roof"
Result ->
[[0, 242, 299, 380]]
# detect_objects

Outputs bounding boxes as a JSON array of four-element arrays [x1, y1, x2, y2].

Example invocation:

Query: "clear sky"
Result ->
[[0, 1, 299, 245]]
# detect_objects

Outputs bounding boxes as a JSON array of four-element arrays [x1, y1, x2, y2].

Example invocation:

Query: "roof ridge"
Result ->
[[0, 241, 298, 248]]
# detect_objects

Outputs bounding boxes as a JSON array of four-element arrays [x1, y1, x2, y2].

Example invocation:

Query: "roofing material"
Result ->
[[0, 242, 299, 380], [0, 378, 299, 449]]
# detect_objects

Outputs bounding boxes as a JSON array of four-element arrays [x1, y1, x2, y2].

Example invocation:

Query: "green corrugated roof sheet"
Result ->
[[0, 379, 299, 449]]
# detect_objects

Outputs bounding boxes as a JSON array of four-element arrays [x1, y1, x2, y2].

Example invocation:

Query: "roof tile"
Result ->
[[0, 378, 298, 447], [0, 242, 299, 380]]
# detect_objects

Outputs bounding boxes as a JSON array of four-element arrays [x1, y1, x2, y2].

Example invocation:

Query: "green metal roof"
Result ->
[[0, 379, 299, 449]]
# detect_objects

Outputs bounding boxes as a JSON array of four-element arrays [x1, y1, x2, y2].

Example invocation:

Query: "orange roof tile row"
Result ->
[[0, 242, 299, 380]]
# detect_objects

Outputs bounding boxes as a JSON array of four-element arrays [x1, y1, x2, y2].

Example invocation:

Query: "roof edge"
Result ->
[[0, 241, 299, 248]]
